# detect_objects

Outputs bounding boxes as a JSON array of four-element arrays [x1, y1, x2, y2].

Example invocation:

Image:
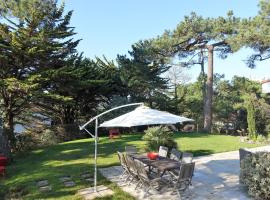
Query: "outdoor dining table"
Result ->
[[130, 153, 180, 176]]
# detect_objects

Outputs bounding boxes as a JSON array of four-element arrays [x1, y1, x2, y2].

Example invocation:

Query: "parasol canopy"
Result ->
[[99, 106, 194, 128]]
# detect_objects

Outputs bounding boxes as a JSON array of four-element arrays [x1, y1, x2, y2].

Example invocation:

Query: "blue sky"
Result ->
[[65, 0, 269, 81]]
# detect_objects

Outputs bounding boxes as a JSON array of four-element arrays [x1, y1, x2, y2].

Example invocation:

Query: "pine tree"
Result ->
[[153, 12, 240, 132], [0, 0, 79, 157], [117, 40, 170, 108], [230, 0, 270, 68]]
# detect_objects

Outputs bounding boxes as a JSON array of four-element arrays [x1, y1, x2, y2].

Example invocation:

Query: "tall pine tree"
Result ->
[[0, 0, 79, 158], [153, 12, 240, 132]]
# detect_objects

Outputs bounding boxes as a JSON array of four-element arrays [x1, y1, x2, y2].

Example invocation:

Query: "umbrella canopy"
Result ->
[[99, 106, 194, 128]]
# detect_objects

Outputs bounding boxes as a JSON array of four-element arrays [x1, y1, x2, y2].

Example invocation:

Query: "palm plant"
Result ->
[[143, 126, 177, 152]]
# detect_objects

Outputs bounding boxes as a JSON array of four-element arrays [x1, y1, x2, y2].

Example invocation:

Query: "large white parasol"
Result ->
[[79, 103, 193, 194], [99, 106, 194, 127]]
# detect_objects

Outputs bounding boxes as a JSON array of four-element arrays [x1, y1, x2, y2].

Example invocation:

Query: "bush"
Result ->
[[39, 129, 58, 146], [240, 152, 270, 199], [256, 134, 267, 143], [15, 128, 58, 152], [53, 124, 83, 141], [142, 126, 177, 152], [15, 132, 38, 152]]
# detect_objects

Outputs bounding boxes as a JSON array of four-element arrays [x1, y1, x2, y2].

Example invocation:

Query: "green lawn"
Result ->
[[0, 133, 264, 199]]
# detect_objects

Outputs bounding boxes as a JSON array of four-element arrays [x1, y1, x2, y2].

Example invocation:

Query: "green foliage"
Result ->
[[240, 152, 270, 199], [142, 126, 177, 152], [151, 11, 242, 133], [36, 56, 123, 125], [245, 95, 257, 140], [256, 134, 268, 143], [229, 0, 270, 68], [39, 129, 58, 146], [15, 132, 36, 152], [0, 133, 264, 199], [0, 0, 79, 152], [266, 124, 270, 136], [117, 40, 170, 108], [181, 82, 203, 125], [15, 128, 58, 152]]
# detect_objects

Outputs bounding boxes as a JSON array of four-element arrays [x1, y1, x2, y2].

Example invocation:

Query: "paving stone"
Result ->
[[39, 185, 52, 192], [96, 146, 270, 200], [64, 181, 76, 187], [37, 180, 49, 187], [213, 183, 225, 189], [85, 178, 94, 182], [59, 176, 71, 182], [81, 173, 93, 179]]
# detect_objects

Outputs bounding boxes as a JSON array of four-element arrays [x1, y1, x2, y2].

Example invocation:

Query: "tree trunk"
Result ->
[[200, 52, 207, 125], [3, 112, 16, 150], [174, 83, 178, 113], [203, 45, 214, 133], [0, 118, 12, 160]]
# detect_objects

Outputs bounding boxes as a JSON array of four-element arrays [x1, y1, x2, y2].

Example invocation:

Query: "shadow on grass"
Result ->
[[3, 133, 223, 199], [174, 132, 211, 139], [188, 149, 215, 157], [3, 162, 99, 200], [2, 135, 145, 199]]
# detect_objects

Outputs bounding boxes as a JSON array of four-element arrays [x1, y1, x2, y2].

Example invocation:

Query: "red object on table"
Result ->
[[147, 152, 159, 160], [109, 128, 120, 139]]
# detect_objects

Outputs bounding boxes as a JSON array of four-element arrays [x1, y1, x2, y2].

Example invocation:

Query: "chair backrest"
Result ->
[[122, 153, 133, 173], [158, 146, 168, 157], [125, 145, 137, 154], [125, 154, 138, 174], [117, 151, 126, 168], [170, 148, 182, 161], [134, 159, 149, 180], [181, 152, 193, 163], [177, 162, 195, 183]]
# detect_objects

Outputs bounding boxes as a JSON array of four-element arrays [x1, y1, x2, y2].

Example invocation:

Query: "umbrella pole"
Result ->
[[94, 118, 98, 192]]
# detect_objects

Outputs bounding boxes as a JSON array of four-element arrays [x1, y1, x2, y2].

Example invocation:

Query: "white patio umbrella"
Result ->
[[79, 103, 193, 194], [99, 106, 194, 127]]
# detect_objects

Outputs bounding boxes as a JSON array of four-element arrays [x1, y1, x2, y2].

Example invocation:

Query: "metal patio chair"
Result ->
[[117, 151, 131, 181], [134, 159, 164, 196], [168, 162, 195, 198], [181, 152, 193, 163], [125, 145, 138, 155], [125, 154, 140, 185], [158, 146, 168, 158], [170, 148, 183, 161]]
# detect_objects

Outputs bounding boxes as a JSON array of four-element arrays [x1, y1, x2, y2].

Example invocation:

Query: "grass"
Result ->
[[0, 132, 264, 199]]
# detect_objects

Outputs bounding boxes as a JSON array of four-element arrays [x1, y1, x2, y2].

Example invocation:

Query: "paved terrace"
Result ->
[[99, 145, 270, 200]]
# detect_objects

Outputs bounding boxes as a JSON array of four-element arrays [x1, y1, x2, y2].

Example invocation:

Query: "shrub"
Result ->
[[256, 134, 267, 143], [39, 129, 58, 146], [15, 128, 58, 152], [15, 132, 38, 152], [142, 126, 177, 152], [265, 124, 270, 136], [240, 152, 270, 199], [53, 124, 83, 141]]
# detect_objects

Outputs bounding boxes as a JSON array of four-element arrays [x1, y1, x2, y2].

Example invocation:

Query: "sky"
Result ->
[[64, 0, 270, 82]]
